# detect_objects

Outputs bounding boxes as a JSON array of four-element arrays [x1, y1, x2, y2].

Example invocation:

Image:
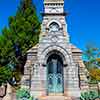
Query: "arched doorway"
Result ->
[[47, 53, 64, 95]]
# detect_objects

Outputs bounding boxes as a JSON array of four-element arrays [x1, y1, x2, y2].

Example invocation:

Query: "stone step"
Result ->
[[38, 96, 72, 100]]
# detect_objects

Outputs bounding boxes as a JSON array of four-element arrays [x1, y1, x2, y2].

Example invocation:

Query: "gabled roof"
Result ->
[[27, 43, 82, 54], [71, 44, 82, 53], [27, 44, 39, 53]]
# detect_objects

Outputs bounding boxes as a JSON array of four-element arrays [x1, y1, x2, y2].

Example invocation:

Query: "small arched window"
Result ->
[[49, 22, 59, 32]]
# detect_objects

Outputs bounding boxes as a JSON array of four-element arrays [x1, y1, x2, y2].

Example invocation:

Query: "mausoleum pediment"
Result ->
[[71, 44, 82, 53]]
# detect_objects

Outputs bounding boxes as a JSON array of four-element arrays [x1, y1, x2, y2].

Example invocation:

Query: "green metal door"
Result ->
[[47, 58, 63, 94]]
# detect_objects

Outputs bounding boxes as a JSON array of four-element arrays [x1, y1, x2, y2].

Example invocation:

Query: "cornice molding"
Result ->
[[41, 12, 67, 16]]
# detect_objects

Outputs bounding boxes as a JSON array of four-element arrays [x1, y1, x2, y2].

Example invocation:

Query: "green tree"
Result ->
[[0, 27, 16, 66], [8, 0, 40, 58], [0, 66, 12, 86], [84, 45, 100, 69], [0, 0, 40, 85], [83, 45, 100, 82]]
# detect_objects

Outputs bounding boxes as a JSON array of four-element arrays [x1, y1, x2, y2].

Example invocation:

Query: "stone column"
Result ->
[[40, 66, 47, 96], [67, 63, 80, 98], [21, 60, 32, 89]]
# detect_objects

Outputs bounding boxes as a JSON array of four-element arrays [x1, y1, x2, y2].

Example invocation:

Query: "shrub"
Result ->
[[16, 88, 34, 100], [80, 90, 99, 100]]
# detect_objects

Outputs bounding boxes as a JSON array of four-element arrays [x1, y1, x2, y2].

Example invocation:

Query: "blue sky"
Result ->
[[0, 0, 100, 50]]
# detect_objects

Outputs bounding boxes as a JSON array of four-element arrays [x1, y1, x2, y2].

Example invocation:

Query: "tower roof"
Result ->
[[44, 0, 64, 4]]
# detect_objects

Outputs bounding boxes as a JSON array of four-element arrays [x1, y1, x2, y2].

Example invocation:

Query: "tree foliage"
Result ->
[[84, 45, 100, 69], [83, 45, 100, 82], [0, 0, 40, 85], [89, 68, 100, 81], [0, 66, 12, 86]]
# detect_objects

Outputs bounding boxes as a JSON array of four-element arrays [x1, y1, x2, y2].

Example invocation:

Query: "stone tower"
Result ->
[[21, 0, 88, 100]]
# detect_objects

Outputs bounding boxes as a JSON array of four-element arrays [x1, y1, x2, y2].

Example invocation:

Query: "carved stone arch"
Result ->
[[45, 50, 64, 65], [47, 20, 62, 28], [40, 45, 71, 66]]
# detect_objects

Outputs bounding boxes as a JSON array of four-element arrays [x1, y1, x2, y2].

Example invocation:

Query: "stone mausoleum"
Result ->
[[21, 0, 88, 100]]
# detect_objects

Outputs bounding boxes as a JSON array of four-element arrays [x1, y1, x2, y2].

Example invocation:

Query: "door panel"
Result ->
[[47, 58, 63, 94]]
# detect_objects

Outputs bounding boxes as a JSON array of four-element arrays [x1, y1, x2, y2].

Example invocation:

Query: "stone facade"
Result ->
[[21, 0, 88, 99]]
